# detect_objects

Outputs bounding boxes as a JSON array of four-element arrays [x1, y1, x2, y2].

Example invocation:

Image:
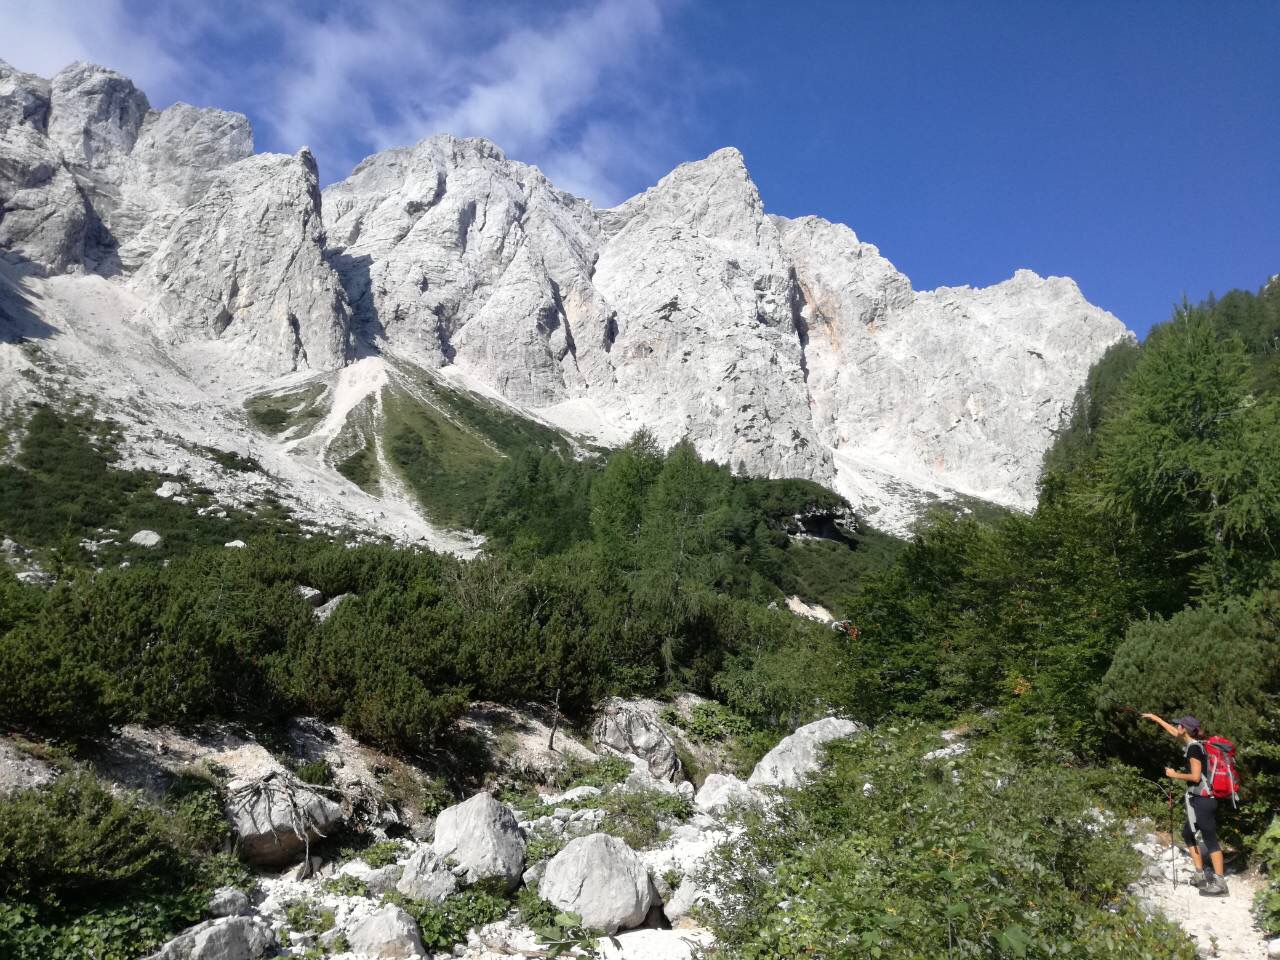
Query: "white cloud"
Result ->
[[0, 0, 687, 203]]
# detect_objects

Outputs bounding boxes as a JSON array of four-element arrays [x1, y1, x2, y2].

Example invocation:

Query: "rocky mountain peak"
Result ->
[[1, 59, 1133, 533]]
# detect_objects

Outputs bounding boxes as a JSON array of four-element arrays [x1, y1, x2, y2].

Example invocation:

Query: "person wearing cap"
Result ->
[[1141, 712, 1228, 896]]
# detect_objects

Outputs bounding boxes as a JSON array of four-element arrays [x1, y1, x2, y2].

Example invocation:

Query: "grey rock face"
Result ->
[[206, 886, 251, 918], [592, 698, 682, 782], [324, 135, 603, 404], [0, 61, 349, 372], [144, 915, 274, 960], [748, 717, 866, 790], [346, 904, 426, 959], [0, 60, 91, 272], [130, 148, 351, 374], [540, 833, 656, 935], [780, 214, 1130, 508], [431, 791, 525, 890], [395, 846, 457, 902], [48, 62, 150, 200]]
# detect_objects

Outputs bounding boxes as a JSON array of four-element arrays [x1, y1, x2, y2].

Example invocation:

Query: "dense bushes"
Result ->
[[704, 725, 1198, 960], [0, 771, 248, 960]]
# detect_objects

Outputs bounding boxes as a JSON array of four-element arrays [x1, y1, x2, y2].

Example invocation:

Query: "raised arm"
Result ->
[[1141, 712, 1180, 738]]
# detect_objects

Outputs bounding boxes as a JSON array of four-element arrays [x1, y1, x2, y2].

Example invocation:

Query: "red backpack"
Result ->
[[1201, 736, 1242, 804]]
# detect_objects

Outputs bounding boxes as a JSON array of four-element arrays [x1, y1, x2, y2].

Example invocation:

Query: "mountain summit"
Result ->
[[0, 60, 1130, 537]]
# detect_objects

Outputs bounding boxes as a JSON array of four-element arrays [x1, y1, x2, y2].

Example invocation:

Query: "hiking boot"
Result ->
[[1198, 875, 1229, 897], [1187, 871, 1209, 888]]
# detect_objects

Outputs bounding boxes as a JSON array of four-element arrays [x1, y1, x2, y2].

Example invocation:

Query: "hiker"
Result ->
[[1141, 712, 1228, 897]]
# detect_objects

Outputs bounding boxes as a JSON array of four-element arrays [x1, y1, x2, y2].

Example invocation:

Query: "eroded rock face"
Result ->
[[0, 60, 350, 372], [2, 58, 1131, 530], [780, 214, 1130, 507], [0, 60, 91, 272], [748, 717, 866, 790], [431, 792, 525, 890], [540, 833, 656, 935], [592, 698, 682, 782], [130, 148, 351, 373], [324, 135, 604, 404], [323, 137, 1126, 522]]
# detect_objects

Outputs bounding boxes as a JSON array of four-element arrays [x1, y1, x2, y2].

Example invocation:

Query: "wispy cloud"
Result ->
[[0, 0, 689, 203]]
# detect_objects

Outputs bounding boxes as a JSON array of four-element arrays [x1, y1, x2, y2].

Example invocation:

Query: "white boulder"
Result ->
[[540, 833, 656, 935], [144, 915, 274, 960], [693, 773, 756, 817], [130, 529, 163, 548], [224, 540, 247, 549], [431, 792, 525, 890], [295, 585, 323, 607], [206, 886, 250, 918], [346, 904, 426, 959], [395, 846, 457, 902], [748, 717, 866, 789], [155, 480, 183, 498]]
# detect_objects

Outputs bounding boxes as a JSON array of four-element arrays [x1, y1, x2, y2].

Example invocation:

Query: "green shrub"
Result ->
[[293, 759, 334, 786], [386, 887, 510, 951], [597, 789, 693, 851], [703, 725, 1197, 959], [0, 773, 247, 960], [359, 840, 406, 869]]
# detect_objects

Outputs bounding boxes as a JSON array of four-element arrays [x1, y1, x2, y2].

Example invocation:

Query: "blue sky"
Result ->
[[3, 0, 1276, 337]]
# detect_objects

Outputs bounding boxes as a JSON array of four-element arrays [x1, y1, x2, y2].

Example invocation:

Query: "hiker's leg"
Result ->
[[1195, 797, 1223, 876], [1181, 815, 1204, 870]]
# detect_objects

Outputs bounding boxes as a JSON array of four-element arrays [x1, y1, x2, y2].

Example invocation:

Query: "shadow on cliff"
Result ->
[[327, 250, 384, 361], [0, 261, 59, 342]]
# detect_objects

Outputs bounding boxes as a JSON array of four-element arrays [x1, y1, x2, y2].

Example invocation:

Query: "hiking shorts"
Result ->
[[1183, 794, 1220, 854]]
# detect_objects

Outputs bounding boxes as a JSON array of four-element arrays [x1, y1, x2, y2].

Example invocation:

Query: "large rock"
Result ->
[[0, 60, 91, 272], [748, 717, 866, 790], [431, 791, 524, 890], [540, 833, 656, 935], [144, 915, 274, 960], [129, 147, 350, 374], [593, 699, 681, 782], [346, 904, 426, 959], [395, 846, 458, 902], [224, 772, 343, 867], [693, 773, 756, 817]]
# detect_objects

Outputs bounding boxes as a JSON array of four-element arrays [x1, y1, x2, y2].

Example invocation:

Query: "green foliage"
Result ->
[[0, 403, 294, 567], [705, 725, 1197, 960], [551, 753, 633, 790], [1092, 305, 1280, 597], [359, 840, 407, 870], [675, 701, 755, 743], [0, 772, 247, 960], [293, 758, 335, 786], [596, 788, 693, 850], [321, 873, 371, 899], [244, 382, 327, 435], [387, 887, 510, 952], [1256, 817, 1280, 936]]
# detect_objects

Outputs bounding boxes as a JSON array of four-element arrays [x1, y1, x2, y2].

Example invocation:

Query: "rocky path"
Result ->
[[1134, 836, 1272, 959]]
